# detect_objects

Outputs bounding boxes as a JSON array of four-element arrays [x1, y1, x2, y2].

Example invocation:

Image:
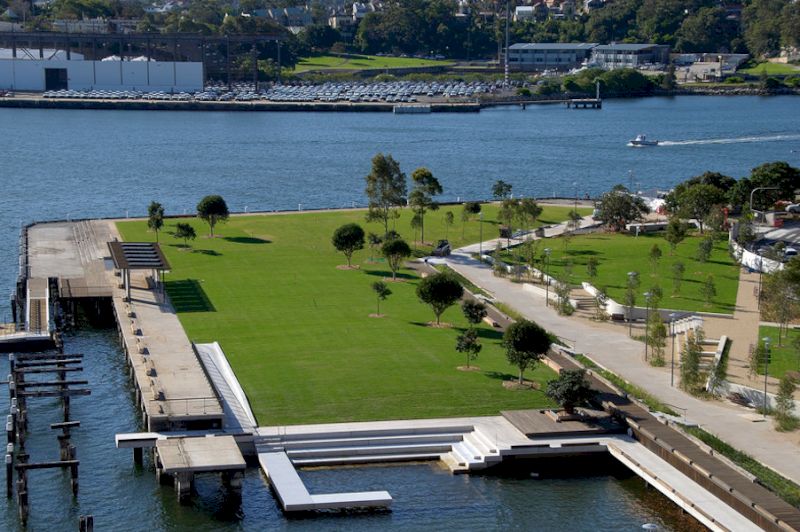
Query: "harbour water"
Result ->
[[1, 96, 798, 529]]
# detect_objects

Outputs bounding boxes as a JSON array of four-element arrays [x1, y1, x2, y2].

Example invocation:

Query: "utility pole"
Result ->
[[504, 0, 510, 88]]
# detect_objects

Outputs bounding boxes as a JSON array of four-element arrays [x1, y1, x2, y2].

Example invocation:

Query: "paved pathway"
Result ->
[[444, 226, 800, 486]]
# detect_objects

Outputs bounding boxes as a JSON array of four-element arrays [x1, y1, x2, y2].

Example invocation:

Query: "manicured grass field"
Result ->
[[740, 62, 800, 76], [294, 54, 455, 73], [757, 326, 800, 379], [117, 205, 583, 425], [498, 232, 739, 314]]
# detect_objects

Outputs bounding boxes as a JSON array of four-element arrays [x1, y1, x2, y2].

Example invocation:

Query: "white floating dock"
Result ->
[[257, 450, 392, 512]]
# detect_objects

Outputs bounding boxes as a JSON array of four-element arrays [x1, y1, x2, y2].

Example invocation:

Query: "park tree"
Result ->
[[595, 185, 649, 231], [410, 212, 423, 248], [664, 216, 688, 254], [381, 238, 411, 280], [567, 209, 582, 233], [545, 369, 596, 415], [735, 207, 757, 249], [196, 195, 229, 237], [408, 167, 443, 243], [701, 275, 717, 306], [675, 6, 739, 53], [502, 319, 551, 385], [681, 328, 705, 394], [498, 199, 518, 243], [462, 299, 488, 328], [416, 272, 464, 325], [775, 374, 799, 431], [586, 257, 599, 281], [332, 223, 365, 268], [367, 232, 382, 262], [647, 311, 667, 367], [728, 162, 800, 210], [672, 261, 685, 295], [443, 211, 454, 239], [649, 244, 662, 275], [174, 222, 196, 248], [696, 237, 714, 263], [365, 153, 407, 235], [147, 201, 165, 242], [761, 270, 799, 345], [371, 280, 392, 316], [517, 198, 543, 231], [671, 184, 726, 234], [455, 328, 482, 369], [593, 286, 608, 321], [492, 179, 513, 201], [461, 201, 481, 238]]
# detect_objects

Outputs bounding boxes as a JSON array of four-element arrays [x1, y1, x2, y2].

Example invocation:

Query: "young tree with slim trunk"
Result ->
[[371, 280, 391, 316], [443, 211, 454, 240], [365, 153, 407, 235], [332, 223, 365, 267], [546, 369, 596, 415], [196, 195, 229, 237], [492, 180, 513, 200], [701, 274, 716, 306], [381, 238, 411, 280], [586, 257, 599, 281], [461, 201, 481, 238], [502, 319, 551, 385], [671, 261, 685, 295], [649, 244, 662, 275], [462, 299, 488, 328], [681, 328, 704, 394], [409, 167, 443, 244], [147, 201, 164, 243], [174, 222, 196, 248], [664, 216, 687, 255], [775, 374, 799, 431], [367, 232, 382, 263], [416, 272, 463, 325], [456, 328, 482, 368]]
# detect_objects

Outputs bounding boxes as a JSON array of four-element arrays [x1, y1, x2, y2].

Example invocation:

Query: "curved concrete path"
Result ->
[[445, 230, 800, 486]]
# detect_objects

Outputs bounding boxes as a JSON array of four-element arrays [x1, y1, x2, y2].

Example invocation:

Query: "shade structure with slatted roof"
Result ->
[[107, 242, 171, 300]]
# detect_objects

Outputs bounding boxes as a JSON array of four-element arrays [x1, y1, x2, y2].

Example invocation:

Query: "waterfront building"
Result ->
[[508, 42, 597, 71], [591, 43, 670, 69]]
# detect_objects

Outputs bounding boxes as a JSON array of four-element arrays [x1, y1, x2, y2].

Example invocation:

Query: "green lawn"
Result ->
[[294, 54, 455, 73], [117, 205, 583, 425], [497, 232, 739, 314], [740, 62, 800, 76], [757, 326, 800, 379]]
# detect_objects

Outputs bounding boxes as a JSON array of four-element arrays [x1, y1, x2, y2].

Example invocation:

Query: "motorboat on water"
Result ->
[[628, 134, 659, 147]]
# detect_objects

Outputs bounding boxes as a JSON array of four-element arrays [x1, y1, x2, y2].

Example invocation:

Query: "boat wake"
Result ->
[[658, 134, 800, 146]]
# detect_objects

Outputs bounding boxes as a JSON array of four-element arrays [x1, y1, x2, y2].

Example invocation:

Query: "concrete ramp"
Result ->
[[195, 342, 257, 431], [257, 450, 392, 512]]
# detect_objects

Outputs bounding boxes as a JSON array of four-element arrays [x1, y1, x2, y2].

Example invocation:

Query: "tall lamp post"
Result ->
[[643, 292, 652, 361], [749, 186, 779, 223], [627, 271, 638, 336], [478, 211, 484, 261], [573, 181, 578, 212], [762, 337, 771, 419], [669, 313, 677, 387], [544, 248, 552, 307]]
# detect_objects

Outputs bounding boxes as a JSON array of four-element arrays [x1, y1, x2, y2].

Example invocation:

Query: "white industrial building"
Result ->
[[0, 48, 203, 92]]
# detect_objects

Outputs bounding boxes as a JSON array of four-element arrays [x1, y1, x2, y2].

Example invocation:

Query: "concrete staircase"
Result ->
[[255, 425, 502, 472], [570, 288, 596, 319]]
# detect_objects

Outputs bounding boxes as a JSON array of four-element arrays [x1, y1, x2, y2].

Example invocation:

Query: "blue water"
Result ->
[[0, 96, 797, 529]]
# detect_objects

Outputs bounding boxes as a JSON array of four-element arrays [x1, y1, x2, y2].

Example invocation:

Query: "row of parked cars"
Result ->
[[41, 80, 505, 103]]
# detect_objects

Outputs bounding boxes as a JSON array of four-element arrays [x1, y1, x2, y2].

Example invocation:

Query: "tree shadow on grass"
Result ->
[[223, 236, 271, 245], [363, 270, 418, 281], [192, 249, 222, 256], [165, 279, 216, 312], [567, 250, 601, 257], [483, 370, 517, 382]]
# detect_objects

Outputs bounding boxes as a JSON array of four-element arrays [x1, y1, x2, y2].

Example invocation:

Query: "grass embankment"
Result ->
[[739, 61, 800, 76], [756, 326, 800, 379], [683, 426, 800, 508], [117, 205, 579, 425], [497, 232, 738, 314], [294, 54, 454, 73]]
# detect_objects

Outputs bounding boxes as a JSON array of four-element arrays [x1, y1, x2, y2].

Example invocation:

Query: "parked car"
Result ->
[[432, 240, 451, 257], [785, 204, 800, 214]]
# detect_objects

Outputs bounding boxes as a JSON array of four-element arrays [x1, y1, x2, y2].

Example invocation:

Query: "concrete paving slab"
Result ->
[[157, 435, 246, 474]]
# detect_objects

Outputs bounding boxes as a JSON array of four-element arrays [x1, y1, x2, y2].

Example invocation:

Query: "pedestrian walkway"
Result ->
[[444, 230, 800, 486]]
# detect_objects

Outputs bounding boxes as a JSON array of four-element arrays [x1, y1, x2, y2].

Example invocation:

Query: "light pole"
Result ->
[[544, 248, 552, 307], [669, 313, 677, 387], [478, 211, 484, 261], [573, 181, 578, 212], [643, 292, 652, 361], [757, 255, 764, 309], [749, 186, 779, 220], [627, 271, 638, 336], [762, 337, 771, 419]]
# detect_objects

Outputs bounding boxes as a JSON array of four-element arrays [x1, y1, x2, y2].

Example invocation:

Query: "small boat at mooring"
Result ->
[[628, 134, 659, 147]]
